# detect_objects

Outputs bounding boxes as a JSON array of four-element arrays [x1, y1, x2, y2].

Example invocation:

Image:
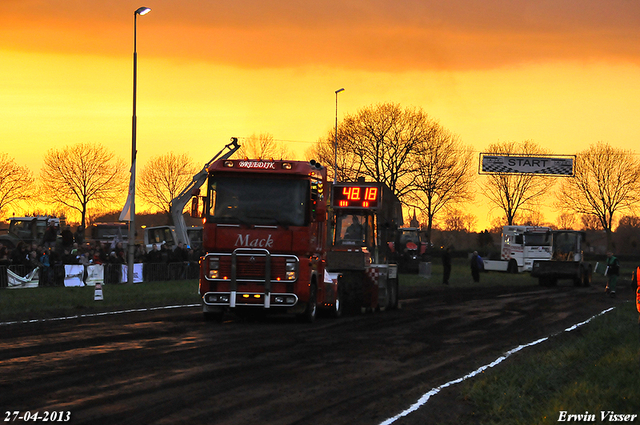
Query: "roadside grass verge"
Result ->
[[458, 301, 640, 424], [0, 280, 201, 323]]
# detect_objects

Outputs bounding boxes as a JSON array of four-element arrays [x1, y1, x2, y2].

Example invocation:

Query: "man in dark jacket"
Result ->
[[442, 247, 452, 285], [605, 251, 620, 297], [470, 251, 483, 283]]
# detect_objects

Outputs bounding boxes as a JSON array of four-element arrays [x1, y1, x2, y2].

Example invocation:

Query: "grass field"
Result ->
[[459, 301, 640, 424], [0, 280, 201, 323]]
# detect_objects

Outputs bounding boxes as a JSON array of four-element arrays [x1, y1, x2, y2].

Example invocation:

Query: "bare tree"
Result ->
[[305, 130, 360, 183], [39, 143, 128, 229], [556, 141, 640, 248], [138, 152, 200, 216], [441, 208, 477, 233], [310, 103, 428, 199], [482, 140, 553, 225], [0, 153, 34, 217], [406, 126, 475, 242], [235, 133, 293, 160], [556, 211, 577, 230]]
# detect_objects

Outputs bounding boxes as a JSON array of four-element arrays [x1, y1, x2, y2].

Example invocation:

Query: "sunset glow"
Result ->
[[2, 1, 640, 227]]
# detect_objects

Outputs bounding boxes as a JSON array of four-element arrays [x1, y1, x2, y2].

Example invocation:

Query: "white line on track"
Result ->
[[379, 307, 616, 425], [0, 304, 201, 326]]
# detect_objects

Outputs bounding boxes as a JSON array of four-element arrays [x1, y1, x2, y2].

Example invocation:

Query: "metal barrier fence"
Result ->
[[0, 262, 200, 289]]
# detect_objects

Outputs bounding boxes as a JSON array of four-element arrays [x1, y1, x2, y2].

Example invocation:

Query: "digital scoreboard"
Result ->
[[332, 185, 380, 209]]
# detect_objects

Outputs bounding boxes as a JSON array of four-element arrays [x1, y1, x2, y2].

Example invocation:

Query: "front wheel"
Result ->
[[299, 284, 317, 323]]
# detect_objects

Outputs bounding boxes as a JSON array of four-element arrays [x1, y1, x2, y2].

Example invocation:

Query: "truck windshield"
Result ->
[[208, 176, 308, 226], [334, 212, 373, 247], [524, 232, 551, 247]]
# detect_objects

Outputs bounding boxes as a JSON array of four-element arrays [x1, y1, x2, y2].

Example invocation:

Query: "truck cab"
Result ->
[[198, 159, 337, 322], [0, 216, 60, 248], [144, 225, 202, 251]]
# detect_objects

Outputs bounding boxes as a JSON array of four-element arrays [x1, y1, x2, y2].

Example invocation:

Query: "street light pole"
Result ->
[[128, 6, 151, 285], [334, 88, 344, 184]]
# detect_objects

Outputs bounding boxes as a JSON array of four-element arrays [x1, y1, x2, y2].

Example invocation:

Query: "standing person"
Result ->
[[634, 264, 640, 342], [470, 251, 483, 283], [42, 222, 58, 248], [442, 246, 452, 285], [605, 251, 620, 297], [60, 226, 74, 250], [74, 225, 85, 245]]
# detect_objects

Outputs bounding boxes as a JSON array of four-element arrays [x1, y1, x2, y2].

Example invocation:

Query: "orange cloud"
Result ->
[[2, 0, 640, 72]]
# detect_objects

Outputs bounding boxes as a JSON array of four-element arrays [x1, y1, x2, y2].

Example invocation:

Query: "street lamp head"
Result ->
[[335, 88, 345, 94], [135, 7, 151, 15]]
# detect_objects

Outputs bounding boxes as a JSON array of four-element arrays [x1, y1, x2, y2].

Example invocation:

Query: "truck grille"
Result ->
[[207, 251, 298, 283]]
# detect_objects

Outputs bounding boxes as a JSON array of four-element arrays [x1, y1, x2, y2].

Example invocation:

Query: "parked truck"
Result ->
[[530, 230, 592, 286], [483, 225, 553, 273], [198, 157, 338, 322], [88, 222, 128, 246], [144, 225, 203, 251], [326, 180, 402, 312]]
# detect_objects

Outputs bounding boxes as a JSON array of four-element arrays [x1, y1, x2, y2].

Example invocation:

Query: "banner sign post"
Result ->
[[479, 154, 575, 176]]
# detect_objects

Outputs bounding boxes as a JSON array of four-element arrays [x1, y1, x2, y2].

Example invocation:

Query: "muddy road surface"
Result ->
[[0, 282, 625, 425]]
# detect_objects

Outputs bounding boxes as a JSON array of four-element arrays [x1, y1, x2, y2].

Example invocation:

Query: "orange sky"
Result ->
[[2, 0, 640, 228]]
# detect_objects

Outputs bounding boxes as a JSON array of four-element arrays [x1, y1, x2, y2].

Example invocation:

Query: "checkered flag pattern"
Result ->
[[480, 154, 574, 176], [366, 267, 379, 283]]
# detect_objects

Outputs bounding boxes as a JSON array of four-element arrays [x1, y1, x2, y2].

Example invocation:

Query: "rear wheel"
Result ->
[[330, 280, 344, 318], [387, 278, 398, 310]]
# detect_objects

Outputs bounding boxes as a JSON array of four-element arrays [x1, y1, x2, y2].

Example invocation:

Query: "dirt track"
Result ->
[[0, 281, 629, 425]]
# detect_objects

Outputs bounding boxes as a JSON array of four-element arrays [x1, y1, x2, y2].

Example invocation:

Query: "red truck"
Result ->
[[198, 158, 338, 322]]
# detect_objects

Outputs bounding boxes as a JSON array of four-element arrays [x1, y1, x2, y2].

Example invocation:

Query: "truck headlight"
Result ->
[[209, 257, 220, 279], [285, 260, 297, 280]]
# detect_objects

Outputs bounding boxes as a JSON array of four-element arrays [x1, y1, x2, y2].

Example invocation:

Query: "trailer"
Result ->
[[530, 230, 592, 287]]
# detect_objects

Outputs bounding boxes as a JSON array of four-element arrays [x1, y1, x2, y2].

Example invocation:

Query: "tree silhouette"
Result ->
[[137, 152, 199, 216], [407, 125, 475, 242], [482, 140, 553, 225], [234, 133, 293, 160], [556, 141, 640, 249], [0, 153, 34, 217], [40, 143, 127, 229]]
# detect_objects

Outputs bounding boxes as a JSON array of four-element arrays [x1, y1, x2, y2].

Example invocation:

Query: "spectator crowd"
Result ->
[[0, 224, 202, 287]]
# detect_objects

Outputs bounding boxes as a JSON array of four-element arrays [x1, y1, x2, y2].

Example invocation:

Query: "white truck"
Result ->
[[144, 225, 202, 251], [483, 225, 552, 273]]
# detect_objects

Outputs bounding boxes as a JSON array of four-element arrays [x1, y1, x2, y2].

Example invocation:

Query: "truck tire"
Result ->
[[298, 284, 317, 323], [330, 281, 344, 318], [507, 259, 518, 274], [387, 278, 399, 310]]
